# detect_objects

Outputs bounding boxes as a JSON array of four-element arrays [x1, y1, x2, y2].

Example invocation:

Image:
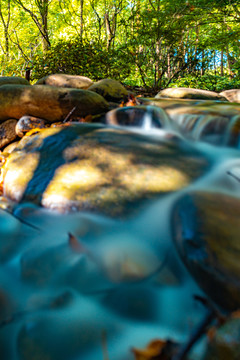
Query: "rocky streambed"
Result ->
[[1, 75, 240, 359]]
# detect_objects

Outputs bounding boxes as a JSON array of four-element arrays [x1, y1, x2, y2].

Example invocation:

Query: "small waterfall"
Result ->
[[223, 114, 240, 148], [105, 105, 174, 133], [141, 109, 153, 130], [141, 98, 240, 147]]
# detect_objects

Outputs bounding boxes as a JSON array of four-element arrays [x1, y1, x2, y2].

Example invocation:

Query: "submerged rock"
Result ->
[[155, 87, 227, 101], [35, 74, 93, 89], [172, 191, 240, 311], [0, 85, 109, 122], [16, 293, 118, 360], [88, 79, 128, 102], [2, 124, 209, 216]]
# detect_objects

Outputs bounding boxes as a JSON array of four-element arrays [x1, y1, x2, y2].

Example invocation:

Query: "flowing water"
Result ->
[[1, 98, 240, 359]]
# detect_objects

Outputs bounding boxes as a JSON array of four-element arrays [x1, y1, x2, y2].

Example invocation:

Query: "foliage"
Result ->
[[0, 0, 239, 91]]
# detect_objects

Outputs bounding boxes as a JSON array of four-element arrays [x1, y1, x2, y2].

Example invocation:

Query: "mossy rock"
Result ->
[[35, 74, 93, 89], [0, 85, 109, 122], [2, 124, 209, 217], [88, 79, 128, 102], [0, 76, 29, 86]]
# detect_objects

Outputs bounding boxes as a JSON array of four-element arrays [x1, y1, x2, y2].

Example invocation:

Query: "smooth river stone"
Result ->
[[0, 85, 109, 122], [155, 87, 227, 101], [35, 74, 93, 89], [172, 191, 240, 311], [16, 116, 46, 137], [2, 124, 209, 216], [0, 119, 17, 148], [220, 89, 240, 103]]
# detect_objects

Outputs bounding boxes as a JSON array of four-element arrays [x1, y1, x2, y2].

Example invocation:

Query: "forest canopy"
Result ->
[[0, 0, 240, 91]]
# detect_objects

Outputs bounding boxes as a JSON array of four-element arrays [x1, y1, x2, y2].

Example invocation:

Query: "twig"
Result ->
[[193, 295, 227, 323], [172, 310, 215, 360], [63, 106, 77, 123], [101, 330, 110, 360]]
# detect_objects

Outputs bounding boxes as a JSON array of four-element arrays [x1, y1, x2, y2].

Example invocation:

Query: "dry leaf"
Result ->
[[132, 339, 179, 360]]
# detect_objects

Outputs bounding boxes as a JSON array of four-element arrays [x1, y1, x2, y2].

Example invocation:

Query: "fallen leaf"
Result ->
[[132, 339, 179, 360]]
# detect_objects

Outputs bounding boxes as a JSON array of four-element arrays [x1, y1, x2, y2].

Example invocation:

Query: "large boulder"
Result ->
[[1, 124, 209, 216], [0, 85, 109, 122], [220, 89, 240, 103], [35, 74, 93, 89], [0, 76, 29, 86], [88, 79, 128, 102], [155, 87, 227, 101]]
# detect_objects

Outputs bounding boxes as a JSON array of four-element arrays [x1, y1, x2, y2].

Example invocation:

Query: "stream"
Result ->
[[1, 97, 240, 359]]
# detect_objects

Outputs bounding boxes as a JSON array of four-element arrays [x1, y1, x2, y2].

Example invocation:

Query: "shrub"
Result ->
[[31, 39, 132, 82], [170, 73, 240, 92]]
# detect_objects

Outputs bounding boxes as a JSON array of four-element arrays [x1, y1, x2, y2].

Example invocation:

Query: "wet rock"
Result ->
[[0, 84, 109, 122], [220, 89, 240, 103], [105, 105, 171, 129], [172, 191, 240, 311], [155, 87, 227, 101], [0, 76, 29, 86], [3, 141, 20, 154], [88, 79, 128, 102], [2, 124, 209, 216], [0, 119, 17, 149], [35, 74, 93, 89], [203, 317, 240, 360], [16, 116, 47, 137]]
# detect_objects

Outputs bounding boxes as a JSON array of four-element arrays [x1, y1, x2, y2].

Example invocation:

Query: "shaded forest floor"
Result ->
[[123, 84, 157, 98]]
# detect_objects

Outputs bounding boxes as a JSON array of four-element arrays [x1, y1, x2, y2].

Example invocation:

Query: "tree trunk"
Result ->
[[13, 0, 51, 53], [201, 50, 205, 76], [167, 51, 171, 79], [0, 0, 11, 59], [221, 49, 224, 76], [80, 0, 84, 40]]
